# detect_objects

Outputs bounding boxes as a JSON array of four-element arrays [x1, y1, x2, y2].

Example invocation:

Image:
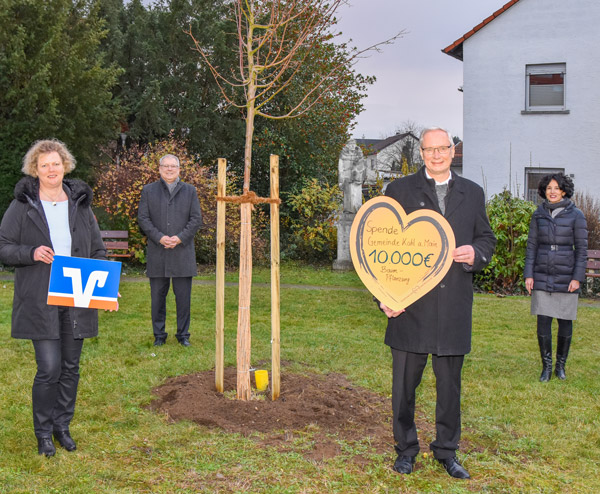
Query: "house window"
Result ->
[[525, 168, 564, 204], [525, 63, 566, 111]]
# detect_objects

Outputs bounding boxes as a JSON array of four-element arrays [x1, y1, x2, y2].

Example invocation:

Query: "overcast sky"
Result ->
[[335, 0, 508, 140]]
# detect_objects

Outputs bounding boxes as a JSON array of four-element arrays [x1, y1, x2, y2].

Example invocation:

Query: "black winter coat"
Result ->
[[0, 177, 107, 340], [523, 200, 588, 293], [137, 179, 203, 278], [383, 167, 496, 355]]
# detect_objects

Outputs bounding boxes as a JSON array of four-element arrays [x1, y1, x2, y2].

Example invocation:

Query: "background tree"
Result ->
[[97, 0, 245, 164], [96, 0, 369, 225], [0, 0, 121, 214], [388, 120, 424, 171]]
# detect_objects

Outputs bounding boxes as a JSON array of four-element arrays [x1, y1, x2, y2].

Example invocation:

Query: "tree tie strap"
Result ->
[[217, 190, 281, 205]]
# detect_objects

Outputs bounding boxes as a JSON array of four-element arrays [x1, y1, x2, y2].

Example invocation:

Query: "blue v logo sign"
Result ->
[[47, 256, 121, 310], [62, 267, 109, 307]]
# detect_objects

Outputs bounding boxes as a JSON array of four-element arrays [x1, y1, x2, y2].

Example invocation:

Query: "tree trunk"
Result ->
[[236, 35, 257, 400], [236, 202, 252, 400]]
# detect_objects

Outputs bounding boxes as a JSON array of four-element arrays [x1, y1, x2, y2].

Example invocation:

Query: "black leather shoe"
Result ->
[[437, 456, 470, 479], [37, 437, 56, 457], [53, 430, 76, 451], [392, 455, 415, 474], [179, 338, 191, 347], [153, 338, 166, 346]]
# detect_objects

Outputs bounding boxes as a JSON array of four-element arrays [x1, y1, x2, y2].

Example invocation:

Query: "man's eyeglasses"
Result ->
[[160, 164, 179, 169], [421, 145, 453, 156]]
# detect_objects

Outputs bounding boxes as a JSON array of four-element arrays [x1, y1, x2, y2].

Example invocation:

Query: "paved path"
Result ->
[[0, 273, 367, 292], [2, 273, 599, 303]]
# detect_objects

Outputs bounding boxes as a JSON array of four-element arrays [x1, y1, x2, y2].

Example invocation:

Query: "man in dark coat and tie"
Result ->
[[380, 127, 496, 479], [138, 154, 203, 346]]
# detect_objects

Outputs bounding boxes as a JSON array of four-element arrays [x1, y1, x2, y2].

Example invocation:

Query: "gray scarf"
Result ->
[[166, 177, 180, 196]]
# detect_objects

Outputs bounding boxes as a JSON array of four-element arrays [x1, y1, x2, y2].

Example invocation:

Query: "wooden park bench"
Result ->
[[585, 250, 600, 295], [586, 250, 600, 279], [100, 230, 131, 259]]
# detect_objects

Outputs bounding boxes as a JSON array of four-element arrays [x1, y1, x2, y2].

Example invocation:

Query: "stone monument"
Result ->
[[333, 140, 367, 270]]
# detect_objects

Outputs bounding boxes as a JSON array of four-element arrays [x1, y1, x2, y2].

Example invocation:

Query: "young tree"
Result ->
[[239, 28, 375, 198], [190, 0, 403, 399], [0, 0, 121, 214]]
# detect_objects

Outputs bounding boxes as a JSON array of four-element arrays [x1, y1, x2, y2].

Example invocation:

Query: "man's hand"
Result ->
[[159, 235, 172, 248], [452, 245, 475, 265], [380, 302, 405, 318], [168, 235, 182, 247], [159, 235, 181, 249]]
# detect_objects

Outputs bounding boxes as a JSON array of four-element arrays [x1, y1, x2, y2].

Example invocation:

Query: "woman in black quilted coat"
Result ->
[[0, 139, 108, 457], [524, 173, 587, 382]]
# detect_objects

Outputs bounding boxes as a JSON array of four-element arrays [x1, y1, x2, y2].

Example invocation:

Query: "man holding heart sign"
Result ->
[[381, 127, 496, 479]]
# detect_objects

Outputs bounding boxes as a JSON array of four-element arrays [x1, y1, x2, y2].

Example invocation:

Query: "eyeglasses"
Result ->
[[421, 145, 453, 156], [160, 164, 179, 169]]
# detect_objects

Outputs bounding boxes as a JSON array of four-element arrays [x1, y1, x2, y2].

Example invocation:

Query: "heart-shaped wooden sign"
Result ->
[[350, 196, 455, 311]]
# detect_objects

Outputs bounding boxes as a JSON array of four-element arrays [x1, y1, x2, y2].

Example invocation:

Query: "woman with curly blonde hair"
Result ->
[[0, 139, 108, 456]]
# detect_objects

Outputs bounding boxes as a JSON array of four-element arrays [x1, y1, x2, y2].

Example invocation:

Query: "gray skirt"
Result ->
[[531, 290, 578, 320]]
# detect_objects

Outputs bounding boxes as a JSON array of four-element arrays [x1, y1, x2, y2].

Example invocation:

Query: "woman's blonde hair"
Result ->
[[22, 139, 76, 177]]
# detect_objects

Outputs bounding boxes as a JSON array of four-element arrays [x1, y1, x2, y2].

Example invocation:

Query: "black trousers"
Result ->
[[150, 277, 192, 341], [31, 308, 83, 438], [391, 348, 464, 459], [536, 315, 573, 338]]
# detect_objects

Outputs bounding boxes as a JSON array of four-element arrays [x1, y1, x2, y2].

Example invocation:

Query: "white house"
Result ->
[[443, 0, 600, 203], [355, 131, 422, 186]]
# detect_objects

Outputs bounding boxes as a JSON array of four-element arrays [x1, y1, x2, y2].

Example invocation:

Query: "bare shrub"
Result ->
[[573, 191, 600, 250], [94, 137, 268, 266]]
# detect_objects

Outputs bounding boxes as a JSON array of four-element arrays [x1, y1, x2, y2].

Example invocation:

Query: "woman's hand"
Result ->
[[106, 292, 122, 312], [34, 246, 55, 264], [380, 302, 405, 318], [568, 280, 580, 293], [525, 277, 534, 295]]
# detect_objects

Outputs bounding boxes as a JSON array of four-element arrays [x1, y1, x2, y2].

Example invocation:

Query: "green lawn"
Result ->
[[0, 265, 598, 493]]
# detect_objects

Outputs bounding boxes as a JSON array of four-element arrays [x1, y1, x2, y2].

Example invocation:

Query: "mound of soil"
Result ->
[[149, 367, 436, 462]]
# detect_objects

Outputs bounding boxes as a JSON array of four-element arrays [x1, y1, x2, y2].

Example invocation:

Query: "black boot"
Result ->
[[538, 335, 552, 382], [555, 335, 572, 380]]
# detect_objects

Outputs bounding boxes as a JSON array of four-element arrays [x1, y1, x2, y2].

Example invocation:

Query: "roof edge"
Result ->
[[441, 0, 522, 61]]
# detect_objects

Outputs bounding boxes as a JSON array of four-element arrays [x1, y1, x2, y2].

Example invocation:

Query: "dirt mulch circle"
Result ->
[[149, 366, 438, 463]]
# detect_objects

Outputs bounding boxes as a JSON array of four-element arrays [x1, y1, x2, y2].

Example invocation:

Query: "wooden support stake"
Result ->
[[270, 155, 281, 400], [215, 158, 226, 393]]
